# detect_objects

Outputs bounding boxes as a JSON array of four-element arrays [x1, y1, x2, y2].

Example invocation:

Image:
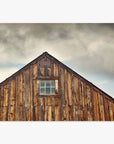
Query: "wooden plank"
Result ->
[[96, 92, 100, 121], [3, 84, 9, 107], [9, 79, 16, 121], [61, 106, 66, 121], [75, 106, 79, 121], [17, 76, 19, 121], [98, 94, 105, 121], [83, 83, 88, 121], [97, 93, 101, 121], [1, 86, 4, 121], [104, 97, 110, 121], [60, 67, 65, 105], [55, 105, 61, 121], [33, 64, 38, 79], [39, 68, 45, 77], [48, 106, 52, 121], [69, 105, 74, 121], [54, 63, 59, 77], [100, 94, 105, 121], [76, 79, 80, 121], [18, 74, 23, 106], [45, 67, 51, 77], [2, 84, 9, 121], [68, 72, 72, 106], [25, 70, 31, 121], [31, 65, 35, 121], [72, 76, 78, 105], [60, 67, 65, 121], [39, 97, 45, 121], [33, 66, 38, 107], [93, 90, 98, 121], [16, 73, 25, 121], [74, 77, 79, 121], [34, 105, 39, 121], [15, 77, 18, 121], [78, 81, 83, 121], [71, 76, 76, 120], [64, 105, 69, 121], [44, 97, 48, 121], [0, 87, 2, 120], [107, 101, 111, 121], [81, 81, 84, 121], [13, 80, 17, 121], [22, 72, 25, 121], [112, 103, 114, 120], [90, 88, 95, 121], [109, 101, 113, 121], [64, 69, 68, 105], [2, 106, 8, 121], [51, 105, 55, 121], [47, 97, 52, 106], [72, 105, 76, 121], [30, 66, 33, 121], [33, 63, 38, 121], [18, 106, 23, 121], [86, 85, 93, 121]]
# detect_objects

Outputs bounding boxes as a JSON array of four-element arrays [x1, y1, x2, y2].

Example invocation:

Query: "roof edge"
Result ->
[[45, 52, 114, 102], [0, 52, 46, 86]]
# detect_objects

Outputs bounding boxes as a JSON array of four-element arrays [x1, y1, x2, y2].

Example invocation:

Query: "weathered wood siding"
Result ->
[[0, 53, 114, 121]]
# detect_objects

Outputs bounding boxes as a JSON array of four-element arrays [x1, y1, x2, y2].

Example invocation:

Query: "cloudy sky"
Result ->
[[0, 23, 114, 98]]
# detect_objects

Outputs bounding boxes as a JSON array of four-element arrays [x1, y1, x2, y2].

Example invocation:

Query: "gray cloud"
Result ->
[[0, 23, 114, 79]]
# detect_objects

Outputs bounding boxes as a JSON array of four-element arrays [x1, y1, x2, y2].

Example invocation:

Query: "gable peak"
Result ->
[[42, 51, 49, 56]]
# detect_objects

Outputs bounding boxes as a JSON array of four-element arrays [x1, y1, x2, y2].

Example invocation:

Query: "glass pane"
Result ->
[[40, 88, 45, 94], [40, 80, 57, 95], [51, 88, 55, 94], [51, 81, 55, 86], [40, 81, 45, 87], [46, 81, 50, 87], [46, 88, 50, 94]]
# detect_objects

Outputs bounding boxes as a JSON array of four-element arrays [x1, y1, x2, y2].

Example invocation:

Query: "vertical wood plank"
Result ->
[[86, 85, 93, 121], [68, 72, 72, 106], [83, 83, 88, 121], [0, 87, 2, 120], [25, 70, 31, 121], [104, 97, 110, 121], [98, 93, 105, 121], [60, 67, 65, 120], [109, 101, 113, 121], [54, 63, 59, 77], [30, 65, 33, 121], [33, 63, 38, 121], [15, 77, 18, 121]]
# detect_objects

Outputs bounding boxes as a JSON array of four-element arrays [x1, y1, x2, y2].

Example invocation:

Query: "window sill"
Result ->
[[37, 94, 60, 98]]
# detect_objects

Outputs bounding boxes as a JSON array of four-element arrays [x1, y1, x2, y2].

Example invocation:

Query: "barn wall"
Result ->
[[0, 55, 114, 121]]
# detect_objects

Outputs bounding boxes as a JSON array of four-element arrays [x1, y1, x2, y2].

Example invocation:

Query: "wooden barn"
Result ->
[[0, 52, 114, 121]]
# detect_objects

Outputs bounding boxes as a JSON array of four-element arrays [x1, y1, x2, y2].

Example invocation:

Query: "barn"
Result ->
[[0, 52, 114, 121]]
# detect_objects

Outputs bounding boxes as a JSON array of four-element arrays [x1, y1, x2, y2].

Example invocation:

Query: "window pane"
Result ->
[[39, 80, 57, 95], [46, 88, 50, 94], [40, 88, 45, 94], [51, 88, 55, 94], [40, 81, 45, 87], [51, 81, 55, 86], [46, 81, 50, 87]]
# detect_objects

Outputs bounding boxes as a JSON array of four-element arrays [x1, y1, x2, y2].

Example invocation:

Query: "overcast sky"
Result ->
[[0, 23, 114, 98]]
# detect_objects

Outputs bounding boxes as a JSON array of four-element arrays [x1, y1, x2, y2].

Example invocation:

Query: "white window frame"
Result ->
[[40, 80, 56, 95]]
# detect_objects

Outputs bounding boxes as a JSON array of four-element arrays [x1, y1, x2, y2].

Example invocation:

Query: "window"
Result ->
[[39, 80, 58, 95]]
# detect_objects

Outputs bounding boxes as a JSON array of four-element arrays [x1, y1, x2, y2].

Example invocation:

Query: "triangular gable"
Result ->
[[0, 52, 114, 102]]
